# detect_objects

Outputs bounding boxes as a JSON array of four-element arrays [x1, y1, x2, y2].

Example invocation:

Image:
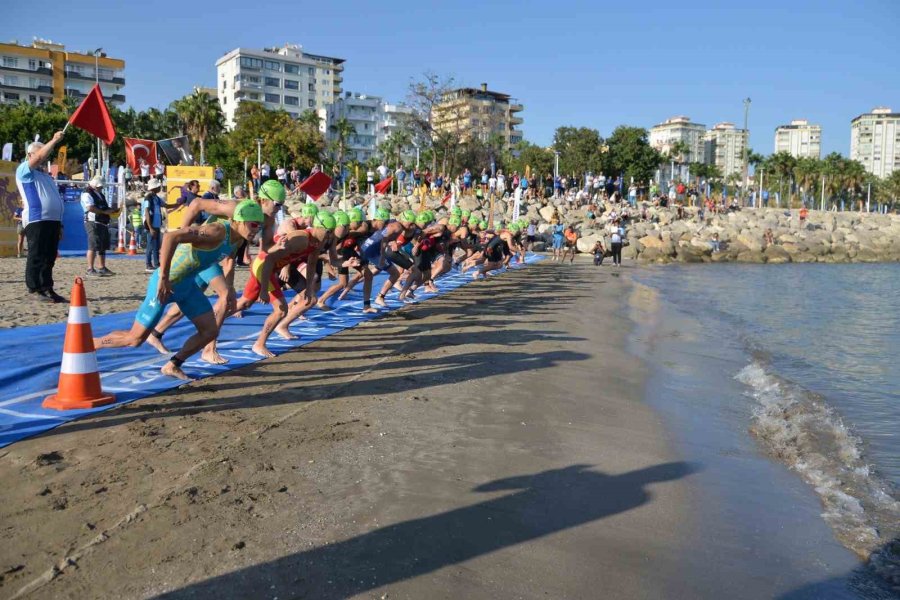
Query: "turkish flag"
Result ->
[[374, 176, 393, 195], [124, 138, 158, 176], [298, 171, 332, 200], [68, 84, 116, 145]]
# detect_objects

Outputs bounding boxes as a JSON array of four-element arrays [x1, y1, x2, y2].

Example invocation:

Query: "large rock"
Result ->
[[737, 233, 763, 252], [539, 205, 557, 222], [576, 234, 602, 254], [764, 245, 792, 264], [638, 235, 665, 249]]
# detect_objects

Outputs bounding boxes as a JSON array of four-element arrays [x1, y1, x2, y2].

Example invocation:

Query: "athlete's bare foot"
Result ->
[[374, 294, 387, 308], [232, 310, 244, 319], [251, 343, 276, 358], [161, 361, 193, 381], [425, 283, 439, 293], [316, 301, 332, 311], [338, 289, 350, 301], [363, 307, 378, 314], [147, 334, 170, 354], [201, 348, 228, 365], [275, 326, 297, 340]]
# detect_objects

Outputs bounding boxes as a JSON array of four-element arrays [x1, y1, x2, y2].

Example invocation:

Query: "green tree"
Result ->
[[793, 156, 821, 206], [605, 126, 661, 185], [226, 102, 323, 174], [172, 89, 225, 165], [329, 117, 355, 172], [552, 126, 605, 177]]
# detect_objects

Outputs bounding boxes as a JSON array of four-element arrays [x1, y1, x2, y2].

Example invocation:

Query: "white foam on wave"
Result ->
[[735, 362, 900, 581]]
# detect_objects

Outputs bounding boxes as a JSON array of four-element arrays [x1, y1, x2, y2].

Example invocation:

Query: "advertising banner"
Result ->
[[164, 165, 213, 229], [0, 160, 20, 257], [158, 136, 195, 166]]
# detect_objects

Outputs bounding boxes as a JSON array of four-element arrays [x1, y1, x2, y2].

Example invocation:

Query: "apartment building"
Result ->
[[431, 83, 523, 151]]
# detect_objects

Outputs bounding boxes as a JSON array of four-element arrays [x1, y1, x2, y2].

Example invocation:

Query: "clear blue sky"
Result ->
[[4, 0, 898, 156]]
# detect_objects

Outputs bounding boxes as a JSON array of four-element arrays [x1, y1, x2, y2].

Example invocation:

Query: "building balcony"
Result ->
[[64, 70, 125, 85], [0, 64, 53, 77], [1, 82, 54, 94], [509, 115, 523, 126], [509, 102, 523, 113]]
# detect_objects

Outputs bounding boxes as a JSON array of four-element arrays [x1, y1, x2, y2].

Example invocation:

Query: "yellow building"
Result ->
[[0, 38, 125, 107], [431, 83, 523, 151]]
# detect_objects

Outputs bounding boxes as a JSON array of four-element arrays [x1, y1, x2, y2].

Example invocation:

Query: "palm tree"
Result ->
[[297, 109, 321, 132], [172, 89, 225, 165], [765, 152, 797, 207], [793, 157, 821, 207], [386, 129, 412, 168], [329, 117, 355, 175]]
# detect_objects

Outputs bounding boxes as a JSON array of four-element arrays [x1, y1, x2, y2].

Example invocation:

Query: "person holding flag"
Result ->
[[16, 131, 67, 303]]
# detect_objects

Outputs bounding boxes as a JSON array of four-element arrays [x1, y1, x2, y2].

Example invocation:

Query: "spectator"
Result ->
[[129, 204, 144, 251], [123, 163, 133, 190], [81, 175, 117, 277], [276, 165, 286, 186], [260, 161, 271, 181], [250, 165, 261, 192], [142, 178, 164, 272], [16, 132, 67, 303], [139, 158, 150, 183], [153, 159, 165, 181], [592, 240, 606, 266], [377, 162, 389, 181], [13, 206, 25, 258], [711, 233, 721, 253], [202, 179, 221, 200], [366, 168, 375, 194], [214, 164, 225, 182], [291, 166, 300, 190]]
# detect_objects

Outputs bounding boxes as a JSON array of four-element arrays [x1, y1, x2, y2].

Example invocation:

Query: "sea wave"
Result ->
[[735, 362, 900, 591]]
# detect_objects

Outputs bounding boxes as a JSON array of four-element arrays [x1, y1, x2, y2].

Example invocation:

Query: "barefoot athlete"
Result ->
[[336, 206, 391, 313], [93, 200, 265, 380], [316, 207, 368, 310], [147, 180, 286, 364]]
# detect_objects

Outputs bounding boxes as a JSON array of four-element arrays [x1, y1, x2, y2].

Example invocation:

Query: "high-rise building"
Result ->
[[649, 116, 706, 163], [0, 38, 125, 107], [850, 107, 900, 179], [216, 43, 344, 129], [774, 119, 821, 158], [378, 102, 416, 164], [704, 123, 749, 178], [325, 92, 416, 164], [431, 83, 523, 151]]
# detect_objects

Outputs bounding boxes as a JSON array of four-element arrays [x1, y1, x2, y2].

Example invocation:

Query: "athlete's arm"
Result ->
[[179, 198, 234, 227]]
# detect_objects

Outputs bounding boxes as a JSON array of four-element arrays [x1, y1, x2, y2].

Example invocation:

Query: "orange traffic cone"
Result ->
[[43, 278, 115, 410], [127, 232, 137, 255], [115, 226, 126, 253]]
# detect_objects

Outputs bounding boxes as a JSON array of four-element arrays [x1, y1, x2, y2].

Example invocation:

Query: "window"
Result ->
[[29, 95, 37, 104], [284, 63, 299, 74], [240, 57, 263, 69], [2, 56, 18, 68], [265, 77, 280, 87], [308, 99, 315, 107], [284, 79, 298, 90], [307, 67, 314, 75], [248, 93, 259, 100], [28, 59, 37, 70], [284, 95, 299, 106], [5, 92, 18, 100], [265, 93, 280, 103], [4, 75, 19, 86], [308, 83, 315, 92], [264, 60, 280, 71]]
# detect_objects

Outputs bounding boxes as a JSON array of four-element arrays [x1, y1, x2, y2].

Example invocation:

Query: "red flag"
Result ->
[[374, 176, 393, 195], [298, 171, 332, 200], [68, 84, 116, 145], [441, 192, 452, 205], [124, 138, 158, 176]]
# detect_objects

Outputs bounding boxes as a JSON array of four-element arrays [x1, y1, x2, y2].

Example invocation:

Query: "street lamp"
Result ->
[[93, 48, 103, 177], [410, 139, 420, 170], [554, 151, 560, 179], [742, 97, 751, 203], [255, 138, 263, 170]]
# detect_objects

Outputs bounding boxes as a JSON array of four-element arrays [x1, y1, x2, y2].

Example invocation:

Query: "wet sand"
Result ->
[[0, 262, 706, 599]]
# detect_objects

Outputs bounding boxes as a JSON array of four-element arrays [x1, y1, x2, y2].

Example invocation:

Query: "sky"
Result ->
[[4, 0, 899, 157]]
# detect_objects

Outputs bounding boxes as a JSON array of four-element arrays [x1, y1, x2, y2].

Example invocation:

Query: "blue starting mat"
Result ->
[[0, 255, 542, 447]]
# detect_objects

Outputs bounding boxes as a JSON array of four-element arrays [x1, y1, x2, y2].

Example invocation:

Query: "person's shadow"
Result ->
[[157, 462, 699, 599]]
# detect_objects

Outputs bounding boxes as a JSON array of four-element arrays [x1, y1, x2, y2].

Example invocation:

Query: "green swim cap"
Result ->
[[415, 212, 430, 226], [313, 211, 336, 230], [258, 180, 286, 203], [400, 210, 416, 224], [301, 203, 319, 218], [509, 222, 521, 232], [448, 215, 462, 227], [461, 210, 471, 218], [450, 206, 463, 217], [348, 208, 364, 223], [423, 210, 434, 223], [375, 207, 391, 220], [480, 220, 489, 229], [333, 210, 350, 226], [233, 199, 265, 223]]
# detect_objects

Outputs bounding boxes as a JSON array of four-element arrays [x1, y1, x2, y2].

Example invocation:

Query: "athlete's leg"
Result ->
[[160, 310, 218, 381]]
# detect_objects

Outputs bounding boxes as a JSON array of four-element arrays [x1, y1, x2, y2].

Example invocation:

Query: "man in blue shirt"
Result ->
[[142, 178, 165, 272], [16, 131, 67, 303]]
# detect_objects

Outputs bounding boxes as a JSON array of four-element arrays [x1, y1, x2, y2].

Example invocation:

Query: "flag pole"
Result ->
[[62, 121, 70, 134]]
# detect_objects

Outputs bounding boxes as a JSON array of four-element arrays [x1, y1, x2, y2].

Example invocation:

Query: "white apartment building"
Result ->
[[774, 119, 821, 158], [850, 107, 900, 179], [649, 116, 706, 163], [216, 43, 344, 128], [704, 122, 749, 178], [325, 92, 417, 164]]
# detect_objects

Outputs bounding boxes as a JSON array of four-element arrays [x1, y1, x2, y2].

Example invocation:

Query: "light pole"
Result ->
[[93, 48, 103, 177], [255, 138, 263, 170], [742, 97, 751, 204], [554, 151, 560, 179]]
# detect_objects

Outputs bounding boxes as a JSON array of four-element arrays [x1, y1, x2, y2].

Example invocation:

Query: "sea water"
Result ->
[[630, 263, 899, 598]]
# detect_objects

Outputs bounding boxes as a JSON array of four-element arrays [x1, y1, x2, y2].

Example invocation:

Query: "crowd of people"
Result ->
[[88, 178, 533, 380]]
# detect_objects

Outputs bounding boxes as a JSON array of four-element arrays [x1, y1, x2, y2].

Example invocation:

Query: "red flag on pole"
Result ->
[[441, 191, 452, 205], [298, 171, 332, 200], [374, 176, 393, 195], [124, 138, 158, 176], [68, 84, 116, 145]]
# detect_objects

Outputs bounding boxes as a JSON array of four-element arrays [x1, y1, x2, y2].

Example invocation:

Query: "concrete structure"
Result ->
[[649, 116, 706, 164], [325, 92, 417, 164], [431, 83, 523, 151], [216, 43, 344, 128], [774, 119, 821, 158], [850, 107, 900, 179], [704, 122, 749, 178], [0, 38, 125, 107]]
